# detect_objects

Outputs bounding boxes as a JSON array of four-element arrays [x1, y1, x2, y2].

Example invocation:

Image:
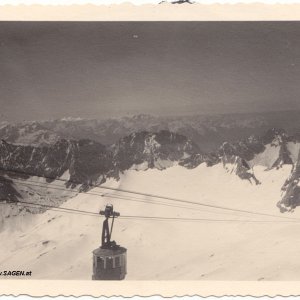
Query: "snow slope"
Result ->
[[1, 163, 300, 280], [287, 142, 300, 163], [248, 144, 280, 169]]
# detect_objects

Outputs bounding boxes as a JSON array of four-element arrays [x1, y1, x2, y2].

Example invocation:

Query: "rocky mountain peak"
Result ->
[[112, 130, 201, 171], [278, 150, 300, 211], [262, 128, 288, 146], [1, 126, 300, 213]]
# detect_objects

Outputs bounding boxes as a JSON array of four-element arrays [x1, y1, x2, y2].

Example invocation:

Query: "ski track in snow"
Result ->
[[1, 163, 300, 280]]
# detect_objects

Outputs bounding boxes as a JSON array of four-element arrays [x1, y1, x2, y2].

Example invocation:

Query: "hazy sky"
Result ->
[[0, 21, 299, 122]]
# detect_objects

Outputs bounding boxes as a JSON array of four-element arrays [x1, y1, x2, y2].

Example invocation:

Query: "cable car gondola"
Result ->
[[92, 204, 127, 280]]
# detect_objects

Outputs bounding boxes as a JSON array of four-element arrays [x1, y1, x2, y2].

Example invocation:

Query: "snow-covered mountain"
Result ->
[[112, 130, 200, 171], [1, 126, 300, 213], [2, 110, 300, 152], [2, 125, 300, 280], [0, 138, 113, 214], [0, 139, 113, 186]]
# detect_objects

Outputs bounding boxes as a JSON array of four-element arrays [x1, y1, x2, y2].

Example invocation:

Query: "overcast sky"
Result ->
[[0, 21, 299, 122]]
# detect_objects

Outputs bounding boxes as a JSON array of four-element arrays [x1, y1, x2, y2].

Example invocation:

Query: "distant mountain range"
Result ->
[[1, 110, 300, 152]]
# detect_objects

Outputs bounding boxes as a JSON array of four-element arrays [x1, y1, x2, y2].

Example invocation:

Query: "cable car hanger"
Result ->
[[99, 204, 120, 249]]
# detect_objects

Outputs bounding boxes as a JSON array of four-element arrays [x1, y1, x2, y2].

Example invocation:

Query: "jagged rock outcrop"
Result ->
[[278, 150, 300, 211], [179, 152, 219, 168], [218, 128, 300, 170], [0, 176, 21, 203], [262, 128, 293, 168], [0, 139, 114, 189], [1, 126, 300, 212], [221, 155, 260, 184], [112, 130, 201, 171], [218, 136, 264, 162]]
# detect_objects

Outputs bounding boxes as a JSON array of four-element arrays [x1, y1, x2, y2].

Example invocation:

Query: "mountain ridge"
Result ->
[[2, 110, 300, 152], [1, 126, 300, 212]]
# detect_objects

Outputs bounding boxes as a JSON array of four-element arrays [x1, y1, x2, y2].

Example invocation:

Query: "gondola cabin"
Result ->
[[92, 204, 127, 280], [92, 246, 127, 280]]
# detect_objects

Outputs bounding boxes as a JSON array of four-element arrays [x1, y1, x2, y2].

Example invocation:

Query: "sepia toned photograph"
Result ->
[[1, 20, 300, 282]]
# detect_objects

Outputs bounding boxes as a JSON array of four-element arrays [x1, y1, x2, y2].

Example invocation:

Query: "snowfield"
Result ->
[[1, 163, 300, 280], [248, 143, 280, 169]]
